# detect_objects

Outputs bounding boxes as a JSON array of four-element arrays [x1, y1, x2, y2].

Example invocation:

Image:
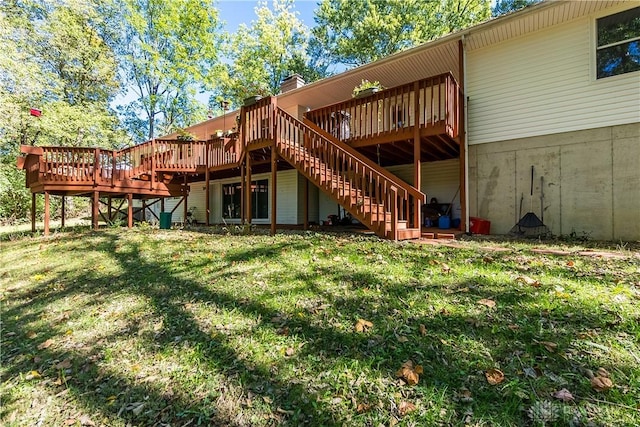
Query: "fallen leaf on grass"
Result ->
[[25, 370, 41, 380], [26, 331, 37, 339], [37, 338, 54, 350], [485, 368, 505, 385], [591, 376, 613, 392], [596, 367, 610, 378], [477, 298, 496, 308], [79, 414, 96, 426], [284, 347, 295, 357], [356, 403, 371, 413], [398, 401, 417, 416], [537, 341, 558, 352], [355, 319, 373, 333], [64, 418, 76, 425], [419, 324, 427, 336], [516, 275, 541, 288], [441, 263, 451, 274], [553, 388, 574, 402], [396, 360, 423, 386], [396, 335, 409, 343], [55, 359, 72, 370]]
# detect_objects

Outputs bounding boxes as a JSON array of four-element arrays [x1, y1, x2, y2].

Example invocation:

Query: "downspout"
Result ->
[[462, 34, 470, 233]]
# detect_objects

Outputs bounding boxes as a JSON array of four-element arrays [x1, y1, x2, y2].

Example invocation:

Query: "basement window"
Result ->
[[596, 7, 640, 78]]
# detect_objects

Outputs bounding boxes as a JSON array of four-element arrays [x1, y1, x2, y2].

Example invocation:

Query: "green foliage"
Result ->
[[492, 0, 541, 17], [312, 0, 491, 67], [214, 0, 324, 108], [352, 79, 383, 97], [115, 0, 222, 140]]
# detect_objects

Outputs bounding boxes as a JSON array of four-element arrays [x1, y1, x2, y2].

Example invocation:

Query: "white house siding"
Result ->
[[297, 173, 319, 224], [275, 169, 298, 224], [466, 6, 640, 145], [386, 160, 461, 219]]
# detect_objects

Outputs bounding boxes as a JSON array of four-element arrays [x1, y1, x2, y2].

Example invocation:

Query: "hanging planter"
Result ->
[[352, 80, 383, 99]]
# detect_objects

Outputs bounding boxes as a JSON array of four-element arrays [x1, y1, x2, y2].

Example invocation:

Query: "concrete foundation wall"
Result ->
[[469, 123, 640, 241]]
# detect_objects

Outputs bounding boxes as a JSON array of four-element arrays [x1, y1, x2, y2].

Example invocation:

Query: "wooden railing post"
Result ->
[[390, 186, 398, 241], [93, 148, 100, 185], [151, 139, 156, 190]]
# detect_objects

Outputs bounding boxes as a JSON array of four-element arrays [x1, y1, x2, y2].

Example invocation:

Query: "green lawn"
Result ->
[[1, 227, 639, 426]]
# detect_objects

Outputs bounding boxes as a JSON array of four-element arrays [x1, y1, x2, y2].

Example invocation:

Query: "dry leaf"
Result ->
[[516, 275, 541, 288], [397, 335, 409, 343], [477, 298, 496, 308], [441, 263, 451, 273], [538, 341, 558, 352], [284, 347, 295, 357], [26, 331, 37, 339], [55, 359, 72, 370], [26, 370, 41, 379], [596, 367, 610, 378], [64, 418, 77, 425], [485, 368, 505, 385], [79, 415, 96, 426], [566, 260, 575, 268], [355, 319, 373, 333], [395, 360, 423, 386], [508, 324, 520, 331], [591, 376, 613, 392], [483, 256, 494, 264], [37, 338, 54, 350], [419, 324, 427, 336], [356, 403, 372, 413], [553, 388, 575, 402], [398, 401, 417, 416]]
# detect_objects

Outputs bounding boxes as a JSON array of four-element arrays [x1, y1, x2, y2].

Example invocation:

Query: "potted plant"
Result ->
[[214, 129, 224, 138], [352, 79, 383, 99]]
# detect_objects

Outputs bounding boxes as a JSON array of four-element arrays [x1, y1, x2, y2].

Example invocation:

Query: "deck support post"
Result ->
[[160, 197, 165, 213], [141, 200, 146, 222], [303, 178, 309, 230], [31, 193, 36, 233], [127, 193, 133, 228], [413, 81, 422, 229], [61, 196, 65, 228], [205, 146, 210, 226], [240, 164, 245, 222], [107, 196, 112, 223], [183, 175, 188, 226], [458, 39, 468, 233], [271, 146, 277, 236], [245, 154, 252, 224], [92, 191, 99, 231], [44, 191, 50, 236]]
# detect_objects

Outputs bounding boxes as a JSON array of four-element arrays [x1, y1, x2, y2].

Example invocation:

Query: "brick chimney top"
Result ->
[[280, 74, 305, 93]]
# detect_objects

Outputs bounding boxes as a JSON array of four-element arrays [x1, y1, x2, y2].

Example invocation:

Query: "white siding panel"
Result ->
[[467, 13, 640, 145], [276, 169, 298, 224]]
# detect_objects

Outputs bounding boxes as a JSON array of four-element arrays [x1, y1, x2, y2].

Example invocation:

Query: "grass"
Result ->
[[1, 227, 639, 426]]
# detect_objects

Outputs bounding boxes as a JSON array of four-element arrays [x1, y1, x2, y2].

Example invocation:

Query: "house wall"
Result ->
[[465, 3, 640, 240], [466, 4, 640, 145], [386, 159, 461, 219], [468, 123, 640, 240], [204, 169, 300, 225]]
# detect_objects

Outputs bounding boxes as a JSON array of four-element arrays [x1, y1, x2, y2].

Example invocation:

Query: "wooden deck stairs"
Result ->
[[273, 107, 425, 240]]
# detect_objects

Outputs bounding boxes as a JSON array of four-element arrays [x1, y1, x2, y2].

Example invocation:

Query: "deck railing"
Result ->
[[243, 97, 277, 146], [305, 72, 459, 143], [25, 136, 242, 188]]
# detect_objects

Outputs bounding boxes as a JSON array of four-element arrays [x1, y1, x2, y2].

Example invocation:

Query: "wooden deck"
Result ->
[[18, 73, 462, 240]]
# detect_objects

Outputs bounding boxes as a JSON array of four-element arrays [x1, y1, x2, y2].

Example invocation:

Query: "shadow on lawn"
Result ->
[[1, 230, 637, 426]]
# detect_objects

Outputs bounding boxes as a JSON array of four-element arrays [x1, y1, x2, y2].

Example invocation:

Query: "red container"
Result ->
[[469, 217, 491, 234]]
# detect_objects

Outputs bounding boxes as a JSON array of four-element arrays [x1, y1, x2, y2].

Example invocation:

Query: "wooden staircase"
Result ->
[[274, 107, 424, 240]]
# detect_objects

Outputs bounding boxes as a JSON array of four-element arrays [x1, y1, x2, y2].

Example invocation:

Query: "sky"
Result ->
[[217, 0, 319, 32]]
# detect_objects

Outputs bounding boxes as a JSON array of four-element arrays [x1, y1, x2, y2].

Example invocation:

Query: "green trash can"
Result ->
[[159, 212, 172, 229]]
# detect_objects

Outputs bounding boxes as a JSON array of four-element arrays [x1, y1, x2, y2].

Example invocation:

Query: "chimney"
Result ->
[[280, 74, 305, 93]]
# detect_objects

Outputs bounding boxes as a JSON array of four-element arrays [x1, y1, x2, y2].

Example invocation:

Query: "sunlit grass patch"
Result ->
[[1, 229, 639, 426]]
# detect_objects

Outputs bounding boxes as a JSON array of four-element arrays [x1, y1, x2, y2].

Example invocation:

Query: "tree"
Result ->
[[312, 0, 491, 67], [214, 0, 323, 108], [115, 0, 222, 141], [492, 0, 541, 17]]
